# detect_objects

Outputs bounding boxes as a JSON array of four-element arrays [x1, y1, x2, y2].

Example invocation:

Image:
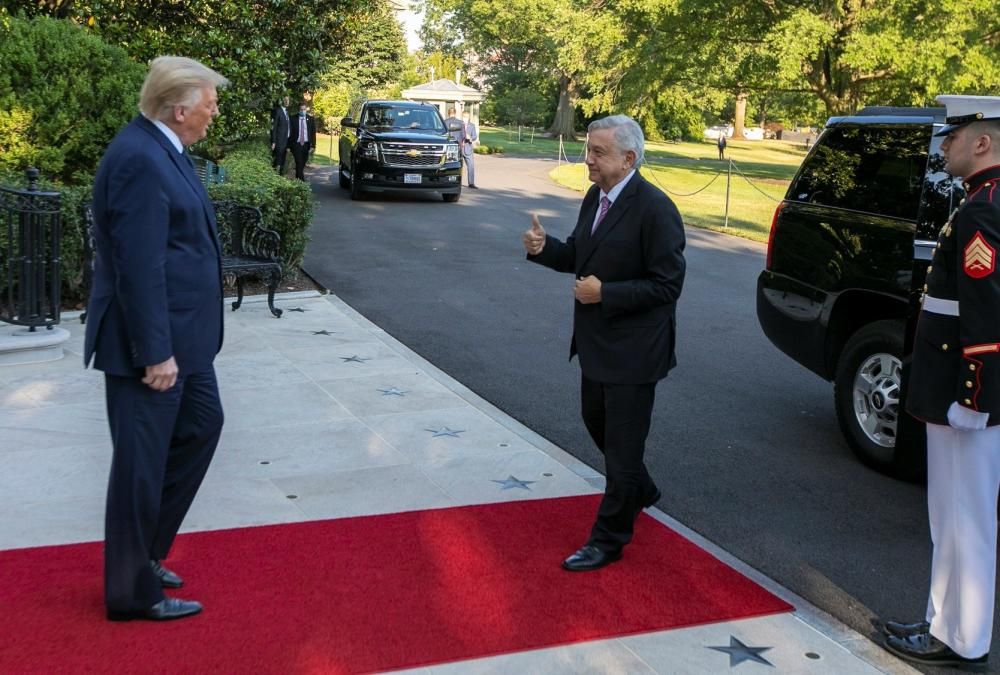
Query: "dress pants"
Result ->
[[925, 422, 1000, 658], [580, 374, 658, 552], [462, 144, 475, 186], [103, 367, 224, 613], [272, 143, 288, 175], [291, 142, 310, 181]]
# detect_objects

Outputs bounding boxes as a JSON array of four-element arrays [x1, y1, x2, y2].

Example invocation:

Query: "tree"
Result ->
[[3, 0, 377, 142], [0, 14, 145, 179]]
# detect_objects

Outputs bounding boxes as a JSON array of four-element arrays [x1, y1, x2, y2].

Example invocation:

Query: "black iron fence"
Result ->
[[0, 168, 62, 330]]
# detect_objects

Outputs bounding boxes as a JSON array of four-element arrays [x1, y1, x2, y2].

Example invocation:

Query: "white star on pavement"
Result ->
[[378, 388, 408, 396]]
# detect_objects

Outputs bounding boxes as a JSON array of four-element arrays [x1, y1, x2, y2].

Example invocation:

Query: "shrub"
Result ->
[[0, 15, 145, 181], [209, 142, 314, 272], [474, 145, 504, 155]]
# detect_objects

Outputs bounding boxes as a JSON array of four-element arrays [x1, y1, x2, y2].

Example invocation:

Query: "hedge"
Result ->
[[208, 142, 314, 273]]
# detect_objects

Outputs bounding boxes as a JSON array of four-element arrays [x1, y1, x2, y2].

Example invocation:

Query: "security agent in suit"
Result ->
[[523, 115, 686, 571], [881, 95, 1000, 671], [461, 110, 479, 188], [84, 56, 228, 622], [290, 102, 317, 181], [270, 95, 291, 175]]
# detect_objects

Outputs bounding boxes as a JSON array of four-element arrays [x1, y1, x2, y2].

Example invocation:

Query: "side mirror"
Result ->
[[447, 121, 463, 132], [341, 117, 357, 128]]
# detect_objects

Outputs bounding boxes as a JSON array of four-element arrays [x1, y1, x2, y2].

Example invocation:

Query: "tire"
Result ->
[[443, 192, 460, 203], [834, 320, 906, 473], [338, 163, 350, 189]]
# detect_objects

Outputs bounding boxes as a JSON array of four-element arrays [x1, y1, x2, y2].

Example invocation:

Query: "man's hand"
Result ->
[[142, 356, 178, 392], [574, 275, 602, 304], [523, 214, 546, 255], [271, 143, 275, 151]]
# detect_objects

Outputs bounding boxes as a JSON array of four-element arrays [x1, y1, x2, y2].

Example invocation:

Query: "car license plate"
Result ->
[[404, 174, 421, 184]]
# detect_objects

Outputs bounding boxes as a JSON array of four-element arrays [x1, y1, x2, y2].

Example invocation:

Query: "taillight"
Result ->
[[765, 201, 786, 270]]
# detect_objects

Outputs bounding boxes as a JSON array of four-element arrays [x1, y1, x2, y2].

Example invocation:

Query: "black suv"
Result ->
[[339, 100, 462, 202], [757, 107, 963, 478]]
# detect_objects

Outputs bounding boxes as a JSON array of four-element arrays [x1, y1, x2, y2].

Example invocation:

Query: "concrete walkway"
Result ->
[[0, 291, 915, 673]]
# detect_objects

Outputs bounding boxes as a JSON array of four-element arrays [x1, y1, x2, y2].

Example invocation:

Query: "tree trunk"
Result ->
[[732, 92, 747, 140], [547, 74, 576, 141]]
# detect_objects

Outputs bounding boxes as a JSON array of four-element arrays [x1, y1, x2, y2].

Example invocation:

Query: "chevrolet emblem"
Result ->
[[406, 149, 420, 157]]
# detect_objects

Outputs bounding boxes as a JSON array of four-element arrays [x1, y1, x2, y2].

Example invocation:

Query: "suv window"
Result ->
[[916, 134, 965, 238], [792, 125, 930, 221], [361, 104, 444, 133]]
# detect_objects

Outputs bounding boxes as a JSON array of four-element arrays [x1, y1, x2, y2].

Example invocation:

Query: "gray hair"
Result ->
[[588, 114, 645, 166], [139, 56, 229, 122]]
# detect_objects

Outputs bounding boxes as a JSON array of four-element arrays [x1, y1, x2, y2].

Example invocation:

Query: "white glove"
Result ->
[[947, 401, 990, 431]]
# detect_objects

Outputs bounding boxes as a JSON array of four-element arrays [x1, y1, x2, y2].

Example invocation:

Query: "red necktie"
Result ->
[[592, 196, 610, 234]]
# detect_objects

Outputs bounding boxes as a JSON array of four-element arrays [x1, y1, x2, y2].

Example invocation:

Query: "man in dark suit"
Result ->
[[84, 56, 228, 621], [880, 95, 1000, 671], [270, 95, 291, 175], [289, 101, 316, 181], [522, 114, 686, 571]]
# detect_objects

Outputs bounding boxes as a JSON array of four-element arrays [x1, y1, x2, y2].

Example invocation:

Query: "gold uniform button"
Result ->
[[971, 364, 977, 371], [924, 284, 929, 292], [967, 381, 974, 388], [965, 398, 973, 405], [927, 266, 933, 273], [942, 343, 949, 350]]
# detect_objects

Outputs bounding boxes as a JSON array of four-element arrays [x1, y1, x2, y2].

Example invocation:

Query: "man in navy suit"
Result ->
[[270, 95, 291, 175], [523, 115, 686, 571], [84, 56, 228, 621]]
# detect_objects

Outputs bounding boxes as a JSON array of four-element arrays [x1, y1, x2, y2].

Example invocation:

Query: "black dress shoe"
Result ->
[[884, 632, 987, 671], [561, 545, 622, 572], [643, 488, 662, 508], [151, 560, 183, 588], [107, 598, 203, 622], [469, 184, 479, 189], [881, 619, 929, 639]]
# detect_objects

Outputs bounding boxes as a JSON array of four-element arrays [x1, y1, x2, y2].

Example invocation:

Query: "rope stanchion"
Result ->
[[642, 160, 726, 197], [730, 160, 782, 202]]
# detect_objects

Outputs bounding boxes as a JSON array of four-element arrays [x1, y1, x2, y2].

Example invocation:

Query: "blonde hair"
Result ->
[[139, 56, 229, 122]]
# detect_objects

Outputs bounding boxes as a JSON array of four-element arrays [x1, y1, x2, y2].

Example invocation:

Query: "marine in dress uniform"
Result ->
[[881, 95, 1000, 671]]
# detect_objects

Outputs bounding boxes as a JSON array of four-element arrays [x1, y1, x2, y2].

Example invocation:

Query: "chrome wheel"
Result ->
[[851, 352, 901, 448]]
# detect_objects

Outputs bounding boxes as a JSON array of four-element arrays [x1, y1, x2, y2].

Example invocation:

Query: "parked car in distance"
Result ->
[[339, 100, 462, 202], [757, 106, 963, 479]]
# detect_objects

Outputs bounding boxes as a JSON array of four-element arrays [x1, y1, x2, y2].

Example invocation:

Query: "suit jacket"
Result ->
[[528, 172, 686, 384], [907, 164, 1000, 425], [462, 122, 478, 157], [83, 115, 224, 377], [271, 105, 290, 150], [444, 116, 465, 144], [291, 114, 317, 152]]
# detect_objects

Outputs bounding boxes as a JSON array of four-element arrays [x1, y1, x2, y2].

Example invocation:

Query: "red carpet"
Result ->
[[0, 495, 791, 674]]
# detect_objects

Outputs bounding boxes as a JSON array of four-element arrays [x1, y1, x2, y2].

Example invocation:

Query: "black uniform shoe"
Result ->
[[643, 488, 662, 508], [881, 619, 929, 639], [561, 545, 622, 572], [151, 560, 183, 588], [884, 632, 988, 671], [469, 184, 479, 189], [107, 598, 203, 622]]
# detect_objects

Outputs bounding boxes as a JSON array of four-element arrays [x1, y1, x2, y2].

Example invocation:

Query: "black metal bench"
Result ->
[[213, 200, 283, 318], [81, 199, 283, 321]]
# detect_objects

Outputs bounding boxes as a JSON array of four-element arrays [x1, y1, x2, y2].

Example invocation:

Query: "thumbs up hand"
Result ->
[[523, 214, 546, 255]]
